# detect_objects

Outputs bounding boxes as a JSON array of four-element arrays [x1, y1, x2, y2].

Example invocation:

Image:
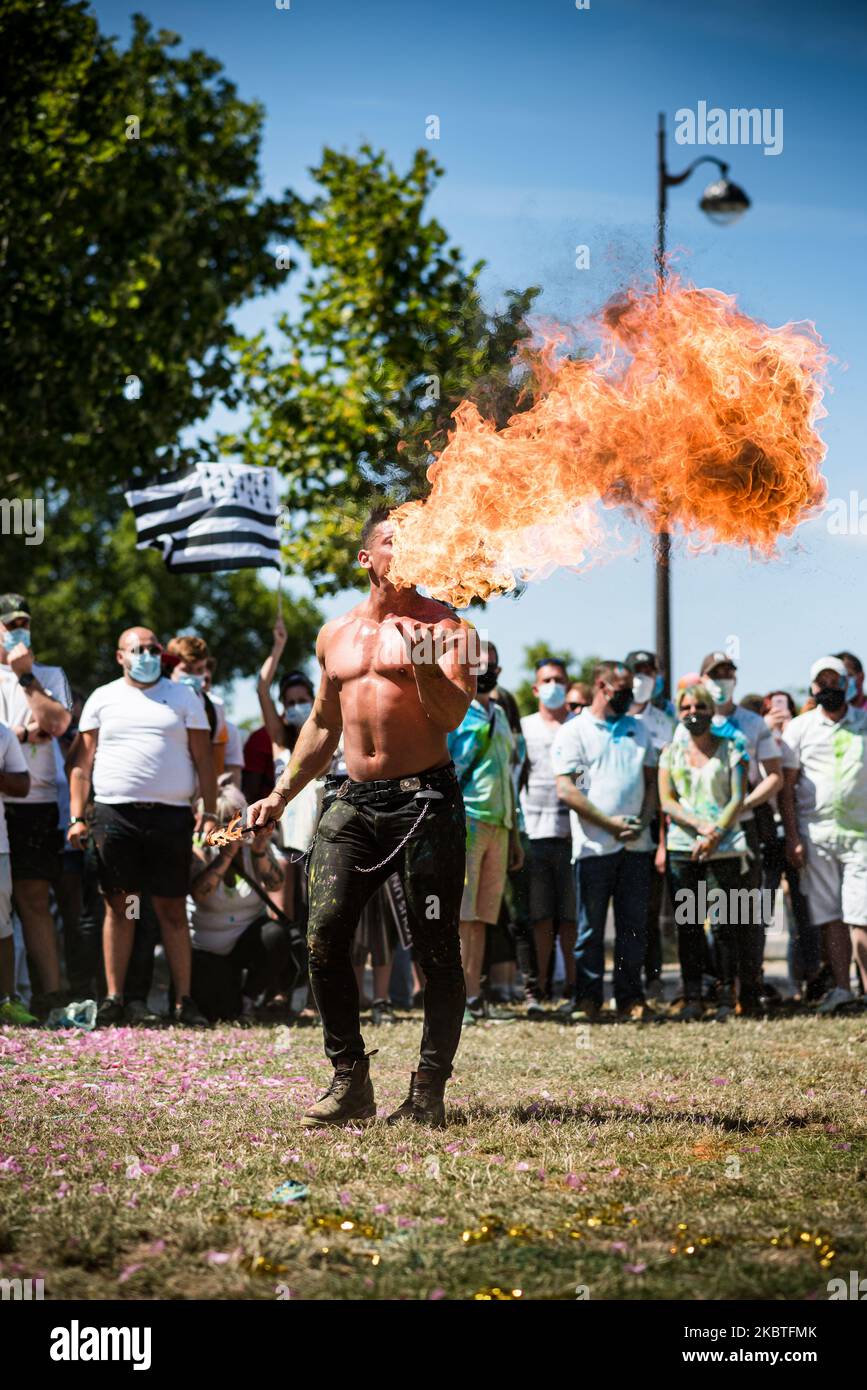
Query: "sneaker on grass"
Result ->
[[816, 986, 855, 1016], [371, 999, 397, 1026], [124, 998, 163, 1027], [96, 995, 125, 1028], [173, 996, 210, 1029], [0, 994, 38, 1026]]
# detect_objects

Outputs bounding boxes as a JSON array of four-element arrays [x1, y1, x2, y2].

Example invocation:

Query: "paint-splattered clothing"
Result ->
[[784, 705, 867, 850], [660, 730, 749, 858], [306, 762, 466, 1074]]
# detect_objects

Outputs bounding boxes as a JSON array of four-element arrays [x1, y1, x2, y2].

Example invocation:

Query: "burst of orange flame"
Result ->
[[388, 275, 829, 607]]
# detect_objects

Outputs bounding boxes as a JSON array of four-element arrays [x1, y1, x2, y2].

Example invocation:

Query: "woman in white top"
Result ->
[[256, 620, 320, 916], [188, 779, 288, 1021]]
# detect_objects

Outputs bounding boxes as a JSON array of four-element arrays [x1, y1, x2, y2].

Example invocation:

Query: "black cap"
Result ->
[[279, 669, 314, 697], [0, 594, 29, 625], [700, 650, 737, 676], [624, 649, 657, 673]]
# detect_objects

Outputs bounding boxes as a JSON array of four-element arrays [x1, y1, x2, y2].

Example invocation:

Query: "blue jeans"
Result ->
[[576, 851, 652, 1010]]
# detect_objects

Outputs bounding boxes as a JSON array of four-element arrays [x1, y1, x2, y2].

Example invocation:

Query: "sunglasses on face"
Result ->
[[566, 700, 586, 712], [128, 644, 162, 656]]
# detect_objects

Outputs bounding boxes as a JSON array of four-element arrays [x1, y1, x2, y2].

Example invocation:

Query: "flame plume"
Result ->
[[388, 275, 829, 607]]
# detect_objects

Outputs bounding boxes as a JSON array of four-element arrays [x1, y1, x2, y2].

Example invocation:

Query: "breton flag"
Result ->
[[124, 463, 281, 574]]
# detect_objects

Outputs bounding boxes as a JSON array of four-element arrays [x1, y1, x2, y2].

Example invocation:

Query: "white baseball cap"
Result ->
[[809, 656, 847, 684]]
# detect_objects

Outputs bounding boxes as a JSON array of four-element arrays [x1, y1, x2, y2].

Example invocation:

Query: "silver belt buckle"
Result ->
[[399, 776, 421, 792]]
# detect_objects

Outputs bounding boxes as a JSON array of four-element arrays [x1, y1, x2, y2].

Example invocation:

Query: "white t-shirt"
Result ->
[[632, 701, 675, 753], [224, 720, 243, 770], [188, 844, 264, 955], [783, 704, 867, 847], [79, 677, 210, 806], [551, 711, 657, 860], [519, 711, 572, 840], [672, 704, 779, 822], [0, 722, 28, 853], [0, 662, 72, 803]]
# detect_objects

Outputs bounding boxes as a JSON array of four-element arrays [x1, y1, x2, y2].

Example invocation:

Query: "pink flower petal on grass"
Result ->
[[625, 1262, 647, 1275]]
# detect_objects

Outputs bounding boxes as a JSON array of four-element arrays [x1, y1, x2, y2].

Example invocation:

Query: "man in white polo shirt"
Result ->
[[781, 655, 867, 1014], [0, 593, 72, 1016], [552, 660, 658, 1023], [68, 626, 218, 1027], [625, 648, 674, 1004]]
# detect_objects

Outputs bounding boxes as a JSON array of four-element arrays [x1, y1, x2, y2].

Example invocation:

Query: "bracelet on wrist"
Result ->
[[273, 788, 289, 805]]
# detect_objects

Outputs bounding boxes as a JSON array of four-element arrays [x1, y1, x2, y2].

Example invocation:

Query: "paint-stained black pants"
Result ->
[[307, 764, 466, 1076]]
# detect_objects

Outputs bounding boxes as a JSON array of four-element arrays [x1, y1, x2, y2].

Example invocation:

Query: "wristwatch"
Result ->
[[17, 672, 36, 690], [68, 818, 87, 830]]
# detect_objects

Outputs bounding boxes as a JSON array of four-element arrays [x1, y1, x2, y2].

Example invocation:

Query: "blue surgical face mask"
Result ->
[[846, 676, 858, 702], [538, 680, 567, 711], [3, 626, 31, 652], [284, 701, 312, 727], [179, 673, 204, 694], [127, 650, 162, 684]]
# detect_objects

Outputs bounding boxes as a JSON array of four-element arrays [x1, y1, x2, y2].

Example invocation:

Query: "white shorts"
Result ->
[[800, 839, 867, 927], [0, 854, 12, 940]]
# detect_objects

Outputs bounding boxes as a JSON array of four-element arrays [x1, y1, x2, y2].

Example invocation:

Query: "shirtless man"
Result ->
[[247, 505, 475, 1128]]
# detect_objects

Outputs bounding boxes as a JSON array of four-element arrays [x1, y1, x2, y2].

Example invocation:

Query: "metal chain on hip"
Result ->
[[277, 781, 433, 872], [350, 798, 431, 873]]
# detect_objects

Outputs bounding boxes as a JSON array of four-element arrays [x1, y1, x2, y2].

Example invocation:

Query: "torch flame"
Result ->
[[389, 274, 829, 607]]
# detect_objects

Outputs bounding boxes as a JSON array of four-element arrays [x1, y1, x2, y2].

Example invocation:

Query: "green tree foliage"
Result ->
[[225, 145, 540, 592], [514, 642, 600, 715], [0, 495, 320, 696], [0, 1, 294, 491]]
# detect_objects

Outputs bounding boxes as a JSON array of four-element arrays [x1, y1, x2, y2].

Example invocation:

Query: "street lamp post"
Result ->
[[654, 111, 750, 697]]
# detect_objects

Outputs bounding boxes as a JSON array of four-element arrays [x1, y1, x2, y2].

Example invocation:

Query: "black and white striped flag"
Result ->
[[125, 463, 281, 574]]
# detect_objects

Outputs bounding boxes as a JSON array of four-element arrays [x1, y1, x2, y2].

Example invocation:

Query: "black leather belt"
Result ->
[[326, 762, 457, 805]]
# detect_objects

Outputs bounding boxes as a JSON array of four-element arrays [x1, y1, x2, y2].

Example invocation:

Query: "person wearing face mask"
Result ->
[[67, 627, 217, 1028], [626, 650, 675, 1005], [0, 593, 73, 1019], [245, 619, 313, 799], [519, 658, 577, 1018], [627, 650, 675, 751], [166, 634, 227, 776], [658, 685, 749, 1021], [694, 650, 783, 1014], [552, 661, 658, 1023], [448, 639, 522, 1026], [254, 619, 320, 924], [781, 657, 867, 1014], [834, 651, 867, 712]]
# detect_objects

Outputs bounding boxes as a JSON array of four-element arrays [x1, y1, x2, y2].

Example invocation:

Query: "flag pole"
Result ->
[[276, 505, 286, 622]]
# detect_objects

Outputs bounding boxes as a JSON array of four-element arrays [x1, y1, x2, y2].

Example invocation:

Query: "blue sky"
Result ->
[[93, 0, 867, 717]]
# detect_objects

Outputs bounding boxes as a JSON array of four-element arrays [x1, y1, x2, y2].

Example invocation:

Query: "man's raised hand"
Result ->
[[394, 619, 460, 676]]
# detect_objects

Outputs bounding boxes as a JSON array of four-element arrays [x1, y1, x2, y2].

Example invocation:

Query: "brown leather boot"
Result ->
[[385, 1070, 447, 1128], [302, 1052, 377, 1128]]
